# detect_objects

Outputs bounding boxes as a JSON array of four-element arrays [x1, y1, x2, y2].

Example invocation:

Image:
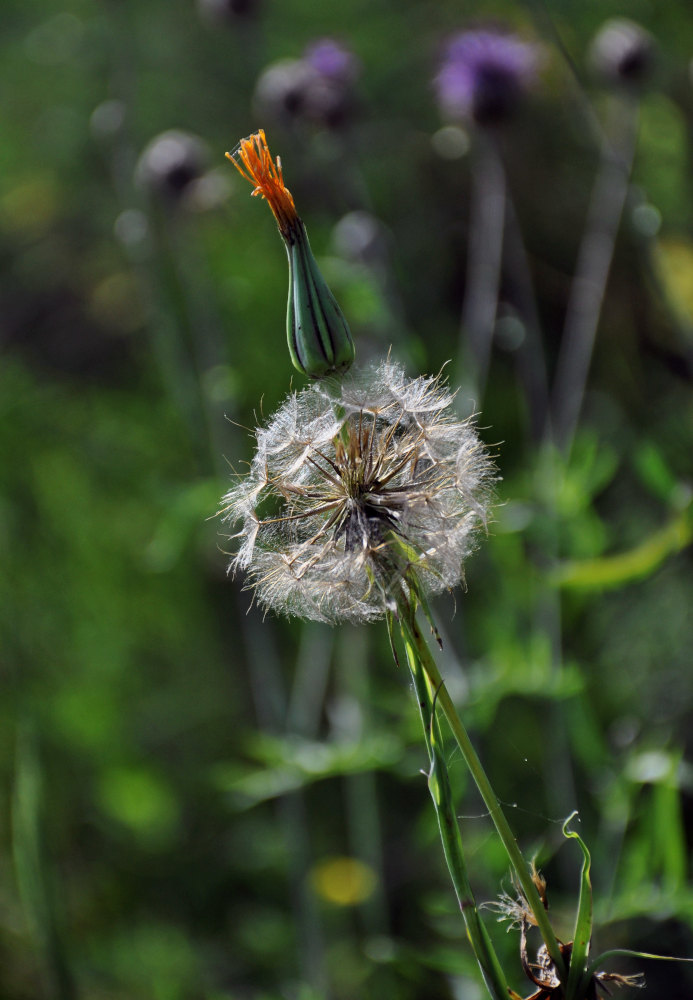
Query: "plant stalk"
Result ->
[[400, 622, 511, 1000], [397, 600, 566, 980]]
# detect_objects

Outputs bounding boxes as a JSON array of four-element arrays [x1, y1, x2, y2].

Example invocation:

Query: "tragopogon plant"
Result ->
[[222, 358, 493, 624], [222, 130, 654, 1000]]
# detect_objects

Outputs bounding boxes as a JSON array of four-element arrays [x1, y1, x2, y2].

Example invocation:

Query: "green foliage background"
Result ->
[[1, 1, 693, 998]]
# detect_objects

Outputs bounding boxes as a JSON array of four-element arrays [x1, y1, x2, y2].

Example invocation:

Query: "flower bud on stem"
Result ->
[[285, 218, 355, 377], [227, 129, 355, 378]]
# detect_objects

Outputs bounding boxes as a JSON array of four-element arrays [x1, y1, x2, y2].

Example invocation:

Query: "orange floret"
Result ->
[[226, 129, 299, 240]]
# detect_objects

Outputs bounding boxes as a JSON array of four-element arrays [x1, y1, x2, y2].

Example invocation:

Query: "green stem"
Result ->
[[402, 626, 510, 1000], [397, 600, 567, 981]]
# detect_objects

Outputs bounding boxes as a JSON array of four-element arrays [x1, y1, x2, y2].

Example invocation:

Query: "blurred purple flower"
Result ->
[[304, 38, 360, 84], [435, 29, 539, 125], [254, 38, 360, 129]]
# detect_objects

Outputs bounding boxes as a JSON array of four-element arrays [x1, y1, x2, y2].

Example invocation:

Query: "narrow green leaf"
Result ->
[[563, 812, 593, 1000], [552, 502, 692, 590], [585, 946, 693, 980]]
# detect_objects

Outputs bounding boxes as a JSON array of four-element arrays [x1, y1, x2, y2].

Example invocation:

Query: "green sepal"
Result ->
[[285, 221, 355, 378]]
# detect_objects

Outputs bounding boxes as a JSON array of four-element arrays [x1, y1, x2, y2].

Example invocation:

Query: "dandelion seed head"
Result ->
[[221, 359, 495, 624]]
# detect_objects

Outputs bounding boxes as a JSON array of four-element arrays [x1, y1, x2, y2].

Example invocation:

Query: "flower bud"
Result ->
[[253, 41, 360, 131], [435, 29, 540, 126], [285, 220, 355, 376], [253, 59, 318, 123], [135, 130, 208, 204], [227, 130, 355, 377], [589, 19, 655, 88]]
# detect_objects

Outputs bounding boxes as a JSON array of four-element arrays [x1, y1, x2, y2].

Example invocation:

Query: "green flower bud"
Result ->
[[227, 129, 355, 378], [285, 220, 355, 376]]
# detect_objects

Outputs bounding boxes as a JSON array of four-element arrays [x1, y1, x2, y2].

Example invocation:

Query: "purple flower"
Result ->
[[435, 29, 539, 125], [304, 38, 360, 84], [254, 38, 360, 130]]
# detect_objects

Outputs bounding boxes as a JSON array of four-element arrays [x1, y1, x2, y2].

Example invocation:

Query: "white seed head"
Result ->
[[221, 359, 495, 624]]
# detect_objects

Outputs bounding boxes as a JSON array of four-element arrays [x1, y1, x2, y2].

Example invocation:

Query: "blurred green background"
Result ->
[[1, 1, 693, 998]]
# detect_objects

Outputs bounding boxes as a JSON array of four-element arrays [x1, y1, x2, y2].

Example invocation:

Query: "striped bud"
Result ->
[[285, 220, 355, 376]]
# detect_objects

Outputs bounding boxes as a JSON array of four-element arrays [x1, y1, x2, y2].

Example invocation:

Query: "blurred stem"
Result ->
[[12, 722, 76, 1000], [98, 0, 239, 476], [243, 617, 330, 995], [503, 194, 551, 441], [521, 0, 606, 147], [277, 792, 330, 997], [396, 598, 566, 981], [457, 132, 506, 406], [142, 205, 245, 481], [287, 623, 333, 737], [551, 93, 639, 453], [537, 94, 641, 856], [96, 2, 212, 466], [400, 621, 510, 1000], [146, 211, 218, 464], [336, 627, 390, 937]]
